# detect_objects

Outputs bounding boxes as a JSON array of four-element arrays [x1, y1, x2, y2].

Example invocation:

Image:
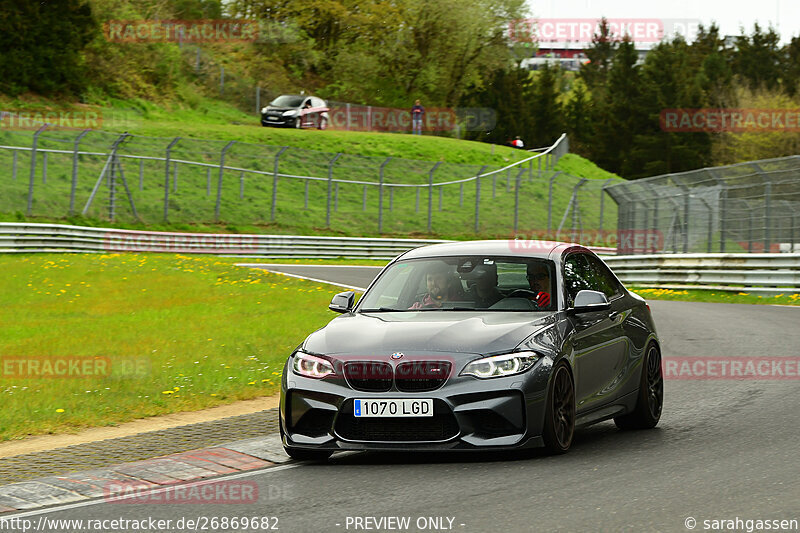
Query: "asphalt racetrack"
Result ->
[[15, 265, 800, 532]]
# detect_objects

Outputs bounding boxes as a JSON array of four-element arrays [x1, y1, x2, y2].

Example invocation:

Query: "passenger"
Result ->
[[468, 263, 503, 308], [409, 263, 461, 309]]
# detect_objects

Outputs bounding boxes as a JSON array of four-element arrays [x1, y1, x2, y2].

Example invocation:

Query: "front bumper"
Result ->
[[280, 358, 554, 452], [261, 114, 297, 127]]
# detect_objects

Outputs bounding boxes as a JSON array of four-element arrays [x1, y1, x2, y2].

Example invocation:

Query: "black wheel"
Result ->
[[614, 343, 663, 430], [542, 363, 575, 454], [318, 116, 328, 130], [284, 447, 333, 461]]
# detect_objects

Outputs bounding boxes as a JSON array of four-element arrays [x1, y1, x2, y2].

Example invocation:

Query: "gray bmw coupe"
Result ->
[[279, 240, 663, 459]]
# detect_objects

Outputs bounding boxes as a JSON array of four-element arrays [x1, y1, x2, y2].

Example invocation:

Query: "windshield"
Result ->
[[358, 256, 556, 312], [269, 95, 304, 107]]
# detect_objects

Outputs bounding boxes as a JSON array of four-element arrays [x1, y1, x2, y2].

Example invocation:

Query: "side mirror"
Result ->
[[329, 291, 355, 313], [572, 290, 610, 313]]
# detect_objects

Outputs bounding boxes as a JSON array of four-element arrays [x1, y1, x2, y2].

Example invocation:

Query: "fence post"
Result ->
[[764, 180, 772, 253], [707, 168, 727, 252], [12, 150, 18, 181], [42, 152, 47, 184], [570, 179, 588, 242], [271, 146, 288, 222], [326, 153, 341, 227], [475, 166, 487, 233], [334, 182, 339, 211], [427, 162, 441, 233], [105, 133, 130, 222], [304, 180, 309, 209], [220, 66, 225, 95], [138, 159, 144, 191], [215, 141, 235, 222], [164, 137, 181, 222], [256, 86, 261, 115], [513, 168, 525, 233], [69, 129, 90, 216], [598, 178, 615, 232], [26, 124, 48, 216], [206, 167, 211, 196], [547, 172, 561, 235], [173, 160, 178, 192], [239, 170, 245, 199], [378, 157, 391, 233], [748, 212, 753, 253]]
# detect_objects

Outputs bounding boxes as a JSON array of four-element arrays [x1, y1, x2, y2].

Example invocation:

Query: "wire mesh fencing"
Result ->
[[0, 128, 615, 238], [605, 156, 800, 254]]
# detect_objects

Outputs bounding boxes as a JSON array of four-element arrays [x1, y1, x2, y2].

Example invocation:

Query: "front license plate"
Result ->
[[354, 399, 433, 417], [267, 116, 278, 121]]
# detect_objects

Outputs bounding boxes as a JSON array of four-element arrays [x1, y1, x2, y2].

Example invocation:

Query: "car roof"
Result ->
[[399, 239, 589, 261]]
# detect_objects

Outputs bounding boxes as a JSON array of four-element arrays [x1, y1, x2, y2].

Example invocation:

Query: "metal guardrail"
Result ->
[[4, 223, 797, 293], [604, 253, 800, 294], [0, 223, 447, 260]]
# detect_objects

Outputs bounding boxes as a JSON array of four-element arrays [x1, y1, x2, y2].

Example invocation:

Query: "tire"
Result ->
[[614, 343, 663, 430], [318, 116, 328, 130], [294, 117, 302, 129], [542, 362, 575, 454]]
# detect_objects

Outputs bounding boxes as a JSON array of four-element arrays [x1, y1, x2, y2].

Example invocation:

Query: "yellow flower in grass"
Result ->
[[162, 390, 174, 395], [248, 381, 256, 385], [55, 408, 65, 413]]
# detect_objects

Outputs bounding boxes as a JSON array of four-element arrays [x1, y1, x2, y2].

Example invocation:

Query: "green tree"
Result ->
[[528, 63, 564, 146], [733, 23, 782, 92], [628, 37, 711, 178], [783, 36, 800, 97], [0, 0, 97, 96]]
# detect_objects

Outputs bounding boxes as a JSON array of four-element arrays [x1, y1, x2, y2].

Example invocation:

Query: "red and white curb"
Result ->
[[0, 435, 289, 513]]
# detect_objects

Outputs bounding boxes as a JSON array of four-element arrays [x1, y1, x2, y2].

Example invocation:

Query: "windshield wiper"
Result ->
[[414, 307, 478, 311], [359, 307, 406, 312]]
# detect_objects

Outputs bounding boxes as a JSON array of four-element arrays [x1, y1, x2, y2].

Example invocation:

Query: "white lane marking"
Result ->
[[237, 266, 368, 292], [4, 463, 303, 518], [237, 263, 384, 269]]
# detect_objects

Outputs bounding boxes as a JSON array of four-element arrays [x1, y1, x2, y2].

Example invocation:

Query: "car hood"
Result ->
[[303, 311, 556, 357]]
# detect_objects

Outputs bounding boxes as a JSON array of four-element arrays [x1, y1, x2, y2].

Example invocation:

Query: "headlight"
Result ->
[[292, 351, 335, 379], [461, 351, 540, 379], [282, 109, 298, 117], [260, 107, 269, 114]]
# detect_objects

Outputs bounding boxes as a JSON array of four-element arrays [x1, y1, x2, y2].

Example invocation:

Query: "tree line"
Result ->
[[1, 2, 799, 177]]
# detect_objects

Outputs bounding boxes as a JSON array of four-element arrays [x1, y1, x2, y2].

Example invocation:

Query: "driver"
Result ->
[[525, 262, 552, 308], [409, 262, 460, 309]]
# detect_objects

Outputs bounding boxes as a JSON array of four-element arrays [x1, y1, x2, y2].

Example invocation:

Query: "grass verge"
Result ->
[[0, 253, 345, 441], [631, 287, 800, 306]]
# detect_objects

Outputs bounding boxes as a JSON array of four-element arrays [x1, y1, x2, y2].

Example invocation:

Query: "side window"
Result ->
[[312, 97, 326, 107], [563, 254, 592, 306], [584, 255, 622, 298]]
